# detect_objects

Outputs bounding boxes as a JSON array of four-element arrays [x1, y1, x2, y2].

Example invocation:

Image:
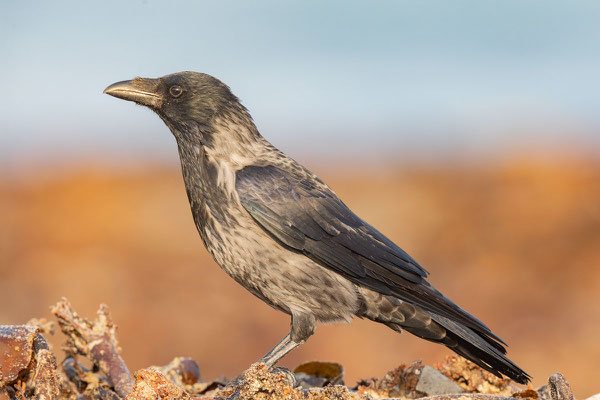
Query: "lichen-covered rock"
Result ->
[[356, 361, 424, 399], [435, 356, 514, 396], [126, 368, 190, 400], [30, 346, 60, 400], [229, 363, 300, 400], [208, 363, 366, 400], [0, 325, 61, 400], [51, 299, 133, 398], [0, 325, 38, 386]]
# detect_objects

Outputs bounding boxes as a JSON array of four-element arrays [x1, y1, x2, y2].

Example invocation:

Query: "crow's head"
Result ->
[[104, 71, 255, 146]]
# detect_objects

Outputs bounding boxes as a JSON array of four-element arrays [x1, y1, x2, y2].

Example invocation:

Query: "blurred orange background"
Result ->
[[1, 157, 599, 397]]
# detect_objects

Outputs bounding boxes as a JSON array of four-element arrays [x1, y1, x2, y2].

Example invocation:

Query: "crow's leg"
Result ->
[[257, 334, 296, 367], [258, 312, 316, 367]]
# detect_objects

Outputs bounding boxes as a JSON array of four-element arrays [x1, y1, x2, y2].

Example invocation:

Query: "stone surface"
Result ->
[[294, 361, 344, 388], [0, 325, 38, 385], [127, 368, 190, 400], [416, 366, 464, 396]]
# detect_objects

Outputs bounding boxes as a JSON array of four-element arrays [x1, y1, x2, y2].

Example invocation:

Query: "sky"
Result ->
[[2, 0, 600, 167]]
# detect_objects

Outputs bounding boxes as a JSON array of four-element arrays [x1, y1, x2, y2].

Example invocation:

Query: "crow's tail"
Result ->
[[395, 313, 530, 384], [359, 292, 530, 384]]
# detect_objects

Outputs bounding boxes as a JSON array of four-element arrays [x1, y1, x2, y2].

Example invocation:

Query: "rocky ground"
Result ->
[[0, 299, 592, 400]]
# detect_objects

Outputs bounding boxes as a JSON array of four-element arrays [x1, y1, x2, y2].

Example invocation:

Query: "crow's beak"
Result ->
[[103, 78, 163, 108]]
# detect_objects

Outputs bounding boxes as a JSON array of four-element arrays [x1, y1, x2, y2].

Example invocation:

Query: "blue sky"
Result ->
[[2, 1, 600, 166]]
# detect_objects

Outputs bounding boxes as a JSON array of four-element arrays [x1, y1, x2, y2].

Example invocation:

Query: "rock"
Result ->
[[126, 368, 190, 400], [294, 361, 344, 388], [436, 356, 513, 396], [156, 357, 201, 386], [30, 345, 61, 400], [210, 363, 363, 400], [548, 373, 574, 400], [0, 325, 60, 400], [51, 299, 133, 398], [0, 325, 39, 385], [416, 365, 464, 396]]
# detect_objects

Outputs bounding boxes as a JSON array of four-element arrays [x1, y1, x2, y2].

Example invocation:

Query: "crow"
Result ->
[[104, 71, 530, 384]]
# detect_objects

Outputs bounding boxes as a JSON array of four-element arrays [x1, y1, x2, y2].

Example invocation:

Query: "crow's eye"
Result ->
[[169, 85, 183, 98]]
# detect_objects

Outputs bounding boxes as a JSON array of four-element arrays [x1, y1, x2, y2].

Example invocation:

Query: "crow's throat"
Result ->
[[175, 138, 234, 244]]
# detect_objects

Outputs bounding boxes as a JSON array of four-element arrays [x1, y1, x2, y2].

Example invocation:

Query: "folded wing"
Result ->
[[236, 164, 509, 347]]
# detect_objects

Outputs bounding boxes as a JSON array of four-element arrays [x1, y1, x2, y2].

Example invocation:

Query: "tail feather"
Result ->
[[401, 316, 530, 384], [360, 290, 530, 384]]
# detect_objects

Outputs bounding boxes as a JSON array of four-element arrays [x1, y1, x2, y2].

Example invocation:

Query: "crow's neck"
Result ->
[[175, 139, 229, 242], [173, 112, 274, 237]]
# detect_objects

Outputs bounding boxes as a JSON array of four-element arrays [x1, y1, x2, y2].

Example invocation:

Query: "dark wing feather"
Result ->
[[235, 164, 504, 344]]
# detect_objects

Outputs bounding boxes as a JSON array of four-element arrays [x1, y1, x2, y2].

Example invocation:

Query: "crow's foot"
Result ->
[[270, 366, 297, 388]]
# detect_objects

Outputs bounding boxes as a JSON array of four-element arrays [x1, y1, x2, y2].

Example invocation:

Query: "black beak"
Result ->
[[103, 78, 162, 108]]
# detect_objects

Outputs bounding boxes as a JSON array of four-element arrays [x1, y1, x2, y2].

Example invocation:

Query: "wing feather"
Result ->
[[235, 164, 505, 344]]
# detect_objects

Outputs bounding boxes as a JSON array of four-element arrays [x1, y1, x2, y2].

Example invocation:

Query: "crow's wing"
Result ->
[[236, 164, 504, 343]]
